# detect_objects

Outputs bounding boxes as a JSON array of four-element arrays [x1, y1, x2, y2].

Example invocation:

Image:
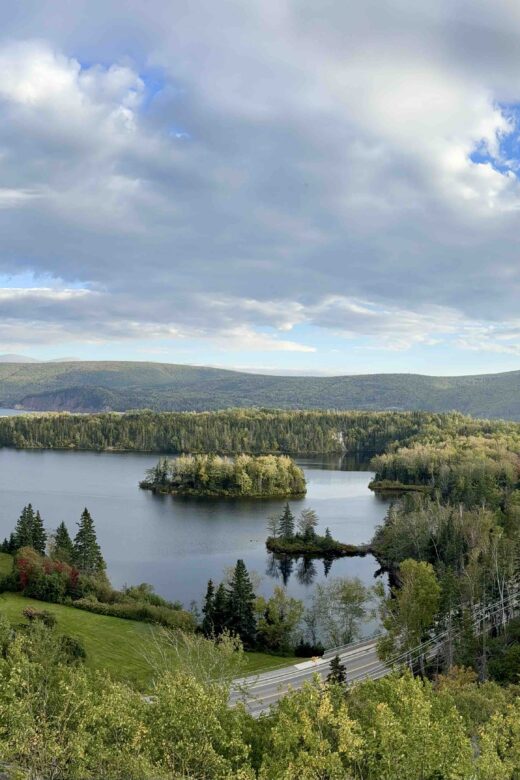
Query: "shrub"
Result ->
[[0, 571, 19, 593], [72, 597, 196, 631], [122, 582, 183, 610], [22, 607, 57, 628], [13, 547, 80, 601], [60, 634, 87, 662], [23, 570, 68, 603], [294, 640, 325, 657]]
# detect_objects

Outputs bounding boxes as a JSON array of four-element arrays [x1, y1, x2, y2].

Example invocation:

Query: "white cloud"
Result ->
[[0, 6, 518, 363]]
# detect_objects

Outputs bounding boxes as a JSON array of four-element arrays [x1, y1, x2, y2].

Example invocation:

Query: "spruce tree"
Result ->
[[326, 654, 347, 686], [53, 521, 74, 563], [279, 503, 295, 539], [226, 559, 257, 647], [201, 579, 216, 637], [212, 582, 229, 636], [73, 508, 105, 575], [13, 505, 35, 550], [31, 510, 47, 556], [1, 533, 16, 554]]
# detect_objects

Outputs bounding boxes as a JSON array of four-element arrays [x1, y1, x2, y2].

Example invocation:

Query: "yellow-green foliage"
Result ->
[[372, 430, 520, 507], [143, 453, 307, 497], [1, 622, 520, 780]]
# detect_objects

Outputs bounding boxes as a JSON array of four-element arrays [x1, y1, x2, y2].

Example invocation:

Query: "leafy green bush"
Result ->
[[22, 607, 57, 628], [72, 597, 196, 631], [60, 634, 87, 663]]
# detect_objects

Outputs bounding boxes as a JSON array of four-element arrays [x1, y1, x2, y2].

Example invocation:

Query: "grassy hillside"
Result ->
[[0, 361, 519, 419], [0, 592, 297, 687]]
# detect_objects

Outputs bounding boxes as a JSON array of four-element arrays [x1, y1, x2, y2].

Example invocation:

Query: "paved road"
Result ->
[[231, 638, 386, 716]]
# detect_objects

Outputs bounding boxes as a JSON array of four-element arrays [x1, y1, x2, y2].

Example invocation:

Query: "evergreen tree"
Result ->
[[326, 654, 347, 686], [0, 533, 16, 554], [325, 527, 333, 542], [73, 508, 105, 575], [279, 503, 295, 539], [53, 522, 74, 563], [212, 582, 229, 636], [201, 579, 216, 637], [13, 505, 35, 550], [31, 510, 47, 556], [226, 559, 257, 647]]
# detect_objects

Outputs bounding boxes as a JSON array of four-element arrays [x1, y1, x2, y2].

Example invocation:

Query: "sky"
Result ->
[[0, 1, 519, 376]]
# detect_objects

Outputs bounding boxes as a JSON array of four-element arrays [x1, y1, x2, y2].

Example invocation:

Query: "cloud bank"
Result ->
[[0, 1, 519, 367]]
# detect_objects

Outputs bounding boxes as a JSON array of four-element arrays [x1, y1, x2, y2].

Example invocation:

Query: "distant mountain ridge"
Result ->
[[0, 354, 79, 363], [0, 354, 40, 363], [0, 360, 519, 419]]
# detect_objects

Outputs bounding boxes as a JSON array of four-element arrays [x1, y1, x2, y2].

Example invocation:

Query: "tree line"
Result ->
[[2, 408, 512, 454]]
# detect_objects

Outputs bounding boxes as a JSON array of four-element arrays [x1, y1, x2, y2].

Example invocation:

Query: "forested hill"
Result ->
[[0, 361, 519, 419]]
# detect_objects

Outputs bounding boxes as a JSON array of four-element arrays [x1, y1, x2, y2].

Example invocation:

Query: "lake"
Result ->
[[0, 448, 390, 607]]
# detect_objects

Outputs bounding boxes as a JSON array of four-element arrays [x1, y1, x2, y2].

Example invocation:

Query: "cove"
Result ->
[[0, 449, 390, 606]]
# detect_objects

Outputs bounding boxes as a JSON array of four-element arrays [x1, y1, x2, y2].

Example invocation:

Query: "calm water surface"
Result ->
[[0, 448, 390, 606]]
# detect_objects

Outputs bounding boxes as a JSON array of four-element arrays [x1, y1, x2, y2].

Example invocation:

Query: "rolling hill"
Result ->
[[0, 361, 519, 419]]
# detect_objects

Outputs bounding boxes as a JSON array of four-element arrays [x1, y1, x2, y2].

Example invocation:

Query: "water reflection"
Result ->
[[297, 451, 376, 472], [266, 553, 340, 587], [266, 550, 384, 589], [323, 557, 333, 577], [296, 556, 317, 585]]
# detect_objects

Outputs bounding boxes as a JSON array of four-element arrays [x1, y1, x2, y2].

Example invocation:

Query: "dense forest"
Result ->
[[141, 454, 306, 497], [1, 410, 520, 777], [368, 410, 520, 683], [2, 616, 520, 778], [1, 408, 519, 455], [371, 429, 520, 506], [1, 360, 520, 418]]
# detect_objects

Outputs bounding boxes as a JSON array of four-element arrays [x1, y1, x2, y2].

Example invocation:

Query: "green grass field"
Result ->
[[0, 591, 298, 688]]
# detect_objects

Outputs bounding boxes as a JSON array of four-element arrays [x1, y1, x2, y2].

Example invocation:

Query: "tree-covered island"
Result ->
[[265, 503, 368, 557], [140, 453, 307, 497]]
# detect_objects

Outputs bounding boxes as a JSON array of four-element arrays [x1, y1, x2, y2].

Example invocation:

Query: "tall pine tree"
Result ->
[[201, 579, 216, 637], [73, 508, 105, 575], [212, 582, 229, 637], [226, 559, 257, 647], [31, 510, 47, 556], [53, 521, 74, 563], [13, 505, 35, 550], [279, 503, 295, 539]]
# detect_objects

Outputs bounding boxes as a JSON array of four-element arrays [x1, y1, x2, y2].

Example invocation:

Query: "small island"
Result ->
[[265, 504, 369, 557], [140, 453, 307, 498], [368, 479, 431, 494]]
